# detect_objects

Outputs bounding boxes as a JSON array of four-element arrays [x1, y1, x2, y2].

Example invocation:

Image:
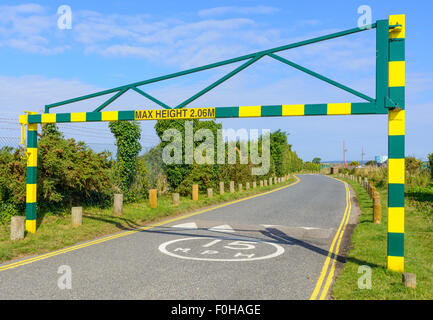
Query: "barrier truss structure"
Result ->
[[18, 15, 406, 272]]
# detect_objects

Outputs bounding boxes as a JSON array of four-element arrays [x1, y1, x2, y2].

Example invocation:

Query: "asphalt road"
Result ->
[[0, 174, 352, 300]]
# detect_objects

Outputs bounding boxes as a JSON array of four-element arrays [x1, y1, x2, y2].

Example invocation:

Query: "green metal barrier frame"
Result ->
[[19, 15, 406, 272]]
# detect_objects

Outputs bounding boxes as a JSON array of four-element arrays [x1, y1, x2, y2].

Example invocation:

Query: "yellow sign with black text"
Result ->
[[135, 108, 215, 120]]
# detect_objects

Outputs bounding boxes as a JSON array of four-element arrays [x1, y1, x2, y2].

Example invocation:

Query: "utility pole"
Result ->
[[343, 141, 347, 168], [361, 146, 365, 167]]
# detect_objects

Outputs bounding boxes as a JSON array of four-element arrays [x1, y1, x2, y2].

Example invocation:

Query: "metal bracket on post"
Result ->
[[385, 97, 401, 109], [18, 111, 37, 159]]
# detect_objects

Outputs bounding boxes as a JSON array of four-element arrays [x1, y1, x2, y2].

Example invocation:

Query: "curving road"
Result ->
[[0, 174, 353, 300]]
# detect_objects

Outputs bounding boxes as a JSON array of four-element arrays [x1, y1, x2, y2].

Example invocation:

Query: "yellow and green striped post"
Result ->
[[387, 14, 405, 272], [25, 122, 38, 234]]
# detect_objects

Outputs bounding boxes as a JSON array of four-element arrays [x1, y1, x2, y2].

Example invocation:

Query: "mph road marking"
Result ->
[[158, 237, 285, 262]]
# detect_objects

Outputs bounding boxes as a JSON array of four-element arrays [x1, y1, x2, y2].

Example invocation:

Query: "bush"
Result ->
[[0, 202, 18, 225], [352, 161, 430, 189], [177, 164, 219, 196], [303, 161, 321, 172], [0, 124, 115, 220], [406, 156, 422, 175], [38, 124, 114, 208]]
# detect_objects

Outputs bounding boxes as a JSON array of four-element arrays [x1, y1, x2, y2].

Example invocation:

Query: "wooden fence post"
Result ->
[[192, 184, 199, 201], [113, 194, 123, 216], [370, 185, 376, 199], [72, 207, 82, 226], [373, 191, 382, 224], [403, 273, 416, 288], [219, 182, 224, 195], [172, 193, 179, 206], [149, 189, 157, 208], [10, 216, 25, 241]]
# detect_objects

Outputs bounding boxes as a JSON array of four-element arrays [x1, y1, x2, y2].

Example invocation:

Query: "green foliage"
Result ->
[[429, 153, 433, 180], [177, 164, 218, 196], [155, 119, 221, 192], [312, 157, 321, 164], [154, 121, 303, 193], [0, 202, 18, 225], [285, 148, 303, 173], [0, 124, 115, 221], [109, 121, 142, 199], [269, 130, 288, 177], [128, 158, 149, 202], [365, 160, 377, 166], [303, 161, 321, 172], [38, 124, 114, 208], [405, 156, 422, 175], [406, 185, 433, 223], [349, 161, 359, 166], [0, 147, 26, 210], [140, 145, 166, 190], [261, 130, 302, 177]]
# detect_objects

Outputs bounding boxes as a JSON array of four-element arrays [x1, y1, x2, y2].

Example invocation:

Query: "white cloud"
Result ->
[[0, 4, 377, 74], [73, 15, 264, 67], [0, 3, 65, 54]]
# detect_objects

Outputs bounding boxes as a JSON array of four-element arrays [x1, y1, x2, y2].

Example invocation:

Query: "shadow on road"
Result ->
[[132, 224, 380, 269], [83, 214, 142, 230]]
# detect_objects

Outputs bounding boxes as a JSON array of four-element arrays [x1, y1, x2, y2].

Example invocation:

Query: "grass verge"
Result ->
[[331, 176, 433, 299], [0, 177, 294, 264]]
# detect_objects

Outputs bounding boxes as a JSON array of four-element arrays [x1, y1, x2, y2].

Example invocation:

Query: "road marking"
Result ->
[[158, 237, 285, 262], [172, 222, 198, 229], [0, 176, 301, 273], [202, 239, 222, 248], [208, 224, 235, 233], [309, 177, 351, 300], [319, 182, 352, 300]]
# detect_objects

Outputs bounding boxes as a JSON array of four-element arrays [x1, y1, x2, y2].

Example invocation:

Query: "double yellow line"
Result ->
[[310, 177, 352, 300], [0, 176, 301, 273]]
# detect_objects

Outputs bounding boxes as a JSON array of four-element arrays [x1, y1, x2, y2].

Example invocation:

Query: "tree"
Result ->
[[109, 121, 142, 199], [269, 130, 288, 177], [428, 153, 433, 180], [154, 119, 221, 192], [349, 161, 359, 167], [312, 157, 321, 164]]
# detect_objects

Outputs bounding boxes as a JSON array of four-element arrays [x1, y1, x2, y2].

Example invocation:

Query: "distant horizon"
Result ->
[[322, 158, 428, 163]]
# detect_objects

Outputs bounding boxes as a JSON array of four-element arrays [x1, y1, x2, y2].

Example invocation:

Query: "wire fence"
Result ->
[[0, 136, 155, 156], [0, 117, 159, 155], [0, 137, 21, 149]]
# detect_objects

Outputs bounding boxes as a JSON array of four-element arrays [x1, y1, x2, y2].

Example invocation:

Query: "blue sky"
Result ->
[[0, 0, 432, 161]]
